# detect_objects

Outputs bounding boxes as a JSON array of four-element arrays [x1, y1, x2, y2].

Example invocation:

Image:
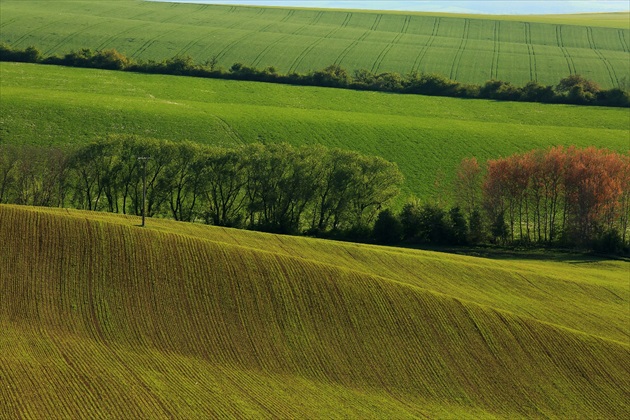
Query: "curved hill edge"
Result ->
[[1, 204, 629, 418], [2, 204, 627, 347], [128, 3, 630, 29], [0, 205, 630, 347], [131, 225, 630, 347]]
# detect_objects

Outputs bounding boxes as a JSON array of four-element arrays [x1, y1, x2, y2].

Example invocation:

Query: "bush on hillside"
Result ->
[[0, 44, 42, 63], [373, 209, 403, 244], [1, 43, 628, 108]]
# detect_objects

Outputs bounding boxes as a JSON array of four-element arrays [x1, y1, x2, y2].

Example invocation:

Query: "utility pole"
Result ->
[[137, 156, 150, 227]]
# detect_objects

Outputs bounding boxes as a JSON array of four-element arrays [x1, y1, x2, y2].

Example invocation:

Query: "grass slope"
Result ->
[[0, 204, 628, 418], [0, 0, 628, 88], [1, 62, 628, 200]]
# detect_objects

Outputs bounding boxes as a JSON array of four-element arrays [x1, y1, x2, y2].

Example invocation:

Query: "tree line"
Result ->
[[0, 137, 403, 237], [479, 147, 629, 250], [372, 147, 629, 254], [1, 43, 628, 108], [1, 139, 627, 253]]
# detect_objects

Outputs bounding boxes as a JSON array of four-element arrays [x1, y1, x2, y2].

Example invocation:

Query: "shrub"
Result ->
[[416, 203, 451, 245], [449, 206, 468, 245], [92, 49, 131, 70], [521, 81, 555, 102], [373, 209, 403, 244], [312, 64, 350, 87], [480, 80, 522, 100], [593, 229, 625, 255], [400, 201, 421, 241]]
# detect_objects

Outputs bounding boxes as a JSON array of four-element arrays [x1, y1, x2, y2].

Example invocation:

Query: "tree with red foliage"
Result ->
[[481, 146, 628, 249]]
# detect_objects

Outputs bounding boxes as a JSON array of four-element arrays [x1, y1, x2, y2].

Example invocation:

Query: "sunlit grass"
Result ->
[[0, 0, 628, 87], [1, 204, 627, 417], [2, 62, 628, 202]]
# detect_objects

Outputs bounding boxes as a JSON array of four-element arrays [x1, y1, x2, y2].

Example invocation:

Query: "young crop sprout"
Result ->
[[137, 156, 151, 227]]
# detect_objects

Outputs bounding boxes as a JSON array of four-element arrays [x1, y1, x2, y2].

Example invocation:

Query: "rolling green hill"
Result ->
[[1, 62, 628, 201], [0, 0, 628, 88], [0, 204, 628, 418]]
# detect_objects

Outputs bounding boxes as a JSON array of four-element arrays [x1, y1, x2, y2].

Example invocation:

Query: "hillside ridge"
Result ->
[[1, 0, 628, 87], [17, 206, 627, 346], [2, 204, 628, 345], [1, 204, 629, 417]]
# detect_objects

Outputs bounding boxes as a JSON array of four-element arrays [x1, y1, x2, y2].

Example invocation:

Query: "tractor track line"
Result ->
[[371, 15, 411, 74], [288, 12, 353, 74], [449, 18, 470, 81], [587, 26, 618, 87], [411, 17, 440, 74]]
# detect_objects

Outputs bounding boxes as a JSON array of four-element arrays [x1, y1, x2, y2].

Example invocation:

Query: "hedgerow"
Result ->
[[2, 138, 627, 253], [1, 43, 628, 107], [0, 138, 403, 237]]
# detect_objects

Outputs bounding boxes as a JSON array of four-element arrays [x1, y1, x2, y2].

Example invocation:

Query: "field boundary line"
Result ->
[[250, 12, 323, 68], [411, 17, 440, 74], [449, 18, 470, 80], [618, 29, 629, 53], [371, 15, 411, 74], [128, 10, 156, 21], [556, 25, 576, 75], [334, 15, 390, 65], [370, 14, 383, 31], [175, 27, 229, 58], [340, 12, 352, 28], [280, 9, 295, 23], [250, 32, 294, 68], [288, 12, 353, 73], [490, 20, 500, 80], [311, 10, 324, 26], [214, 28, 261, 62], [525, 22, 538, 81], [333, 13, 380, 67], [0, 17, 19, 30], [587, 26, 618, 87], [10, 17, 69, 48], [95, 22, 152, 52], [43, 21, 110, 57], [212, 115, 245, 144]]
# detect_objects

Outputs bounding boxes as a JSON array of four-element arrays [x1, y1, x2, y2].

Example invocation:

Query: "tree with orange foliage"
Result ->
[[454, 157, 481, 222], [481, 146, 628, 250]]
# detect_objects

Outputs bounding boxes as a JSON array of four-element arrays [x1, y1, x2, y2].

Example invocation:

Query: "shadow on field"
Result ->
[[409, 245, 627, 264]]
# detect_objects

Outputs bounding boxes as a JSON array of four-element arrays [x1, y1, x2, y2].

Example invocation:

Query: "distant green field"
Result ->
[[0, 0, 628, 88], [1, 204, 628, 418], [495, 12, 630, 29], [1, 62, 628, 201]]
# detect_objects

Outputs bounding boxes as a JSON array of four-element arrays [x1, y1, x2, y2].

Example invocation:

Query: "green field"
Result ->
[[0, 204, 628, 417], [1, 62, 628, 201], [0, 0, 628, 88], [2, 2, 629, 417]]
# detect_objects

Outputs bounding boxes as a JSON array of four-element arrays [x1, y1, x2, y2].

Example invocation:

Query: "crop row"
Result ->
[[1, 205, 629, 417], [0, 0, 628, 88], [1, 62, 628, 205]]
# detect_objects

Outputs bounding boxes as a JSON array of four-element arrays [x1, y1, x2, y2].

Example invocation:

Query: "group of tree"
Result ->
[[0, 137, 403, 236], [1, 43, 628, 107], [479, 147, 629, 252], [1, 139, 627, 253], [370, 147, 629, 254]]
